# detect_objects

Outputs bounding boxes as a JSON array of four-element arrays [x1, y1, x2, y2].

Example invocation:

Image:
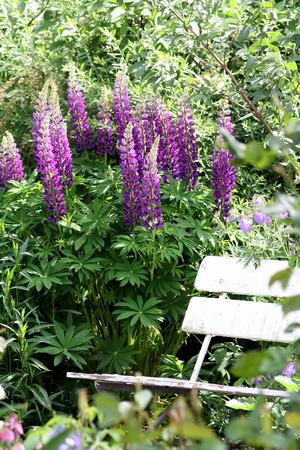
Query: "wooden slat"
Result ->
[[195, 256, 300, 297], [66, 372, 290, 399], [181, 297, 300, 342]]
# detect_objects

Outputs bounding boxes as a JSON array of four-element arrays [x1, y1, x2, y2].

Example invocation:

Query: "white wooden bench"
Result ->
[[67, 256, 300, 399]]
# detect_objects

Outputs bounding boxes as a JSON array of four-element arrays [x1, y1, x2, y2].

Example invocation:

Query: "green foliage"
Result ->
[[158, 355, 197, 380], [36, 318, 93, 369], [94, 334, 136, 373], [232, 347, 288, 378], [1, 0, 300, 442], [0, 308, 53, 422], [114, 296, 163, 328], [22, 388, 300, 449], [24, 390, 226, 449]]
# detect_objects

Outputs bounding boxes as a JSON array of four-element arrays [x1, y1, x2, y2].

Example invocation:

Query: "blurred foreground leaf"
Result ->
[[232, 347, 287, 377]]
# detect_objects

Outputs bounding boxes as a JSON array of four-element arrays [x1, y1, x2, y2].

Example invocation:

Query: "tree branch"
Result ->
[[161, 1, 273, 135], [26, 2, 49, 27]]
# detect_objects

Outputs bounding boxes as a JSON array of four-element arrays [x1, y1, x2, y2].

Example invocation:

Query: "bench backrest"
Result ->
[[195, 256, 300, 297], [182, 256, 300, 343]]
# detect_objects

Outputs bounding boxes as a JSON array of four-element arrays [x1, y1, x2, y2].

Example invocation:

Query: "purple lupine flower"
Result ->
[[148, 97, 180, 182], [282, 361, 296, 377], [177, 98, 198, 189], [119, 123, 142, 227], [0, 146, 5, 188], [132, 103, 155, 176], [136, 101, 155, 156], [32, 82, 67, 222], [142, 137, 163, 230], [67, 69, 93, 153], [96, 92, 116, 156], [113, 73, 147, 174], [0, 132, 24, 188], [212, 107, 237, 220], [239, 217, 252, 233], [113, 73, 133, 149], [212, 149, 236, 219], [49, 85, 73, 188]]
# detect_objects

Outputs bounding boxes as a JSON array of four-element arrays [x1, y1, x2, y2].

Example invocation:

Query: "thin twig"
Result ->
[[27, 2, 49, 27], [160, 1, 273, 135]]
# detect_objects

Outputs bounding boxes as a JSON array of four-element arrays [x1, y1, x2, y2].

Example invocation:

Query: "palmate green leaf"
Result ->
[[54, 321, 66, 346], [68, 353, 86, 369], [95, 334, 136, 373], [111, 234, 140, 256], [114, 296, 163, 329], [78, 200, 117, 235], [42, 346, 62, 355], [36, 319, 93, 368], [54, 354, 64, 366], [157, 242, 183, 263], [109, 261, 148, 287], [149, 275, 184, 298], [64, 325, 76, 347], [74, 233, 87, 251], [161, 295, 188, 322]]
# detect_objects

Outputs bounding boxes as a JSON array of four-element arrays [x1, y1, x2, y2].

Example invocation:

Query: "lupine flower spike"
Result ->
[[142, 137, 163, 229], [133, 102, 154, 176], [212, 105, 237, 220], [96, 90, 115, 156], [67, 68, 93, 153], [177, 98, 198, 189], [135, 101, 155, 157], [32, 82, 66, 222], [0, 132, 24, 188], [148, 97, 180, 182], [49, 84, 73, 188], [113, 73, 133, 149], [119, 123, 142, 227]]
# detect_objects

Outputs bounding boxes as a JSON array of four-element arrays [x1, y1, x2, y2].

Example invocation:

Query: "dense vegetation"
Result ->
[[0, 0, 300, 448]]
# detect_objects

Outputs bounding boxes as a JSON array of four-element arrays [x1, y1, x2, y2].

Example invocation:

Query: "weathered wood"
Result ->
[[195, 256, 300, 297], [66, 372, 290, 399], [182, 296, 300, 343]]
